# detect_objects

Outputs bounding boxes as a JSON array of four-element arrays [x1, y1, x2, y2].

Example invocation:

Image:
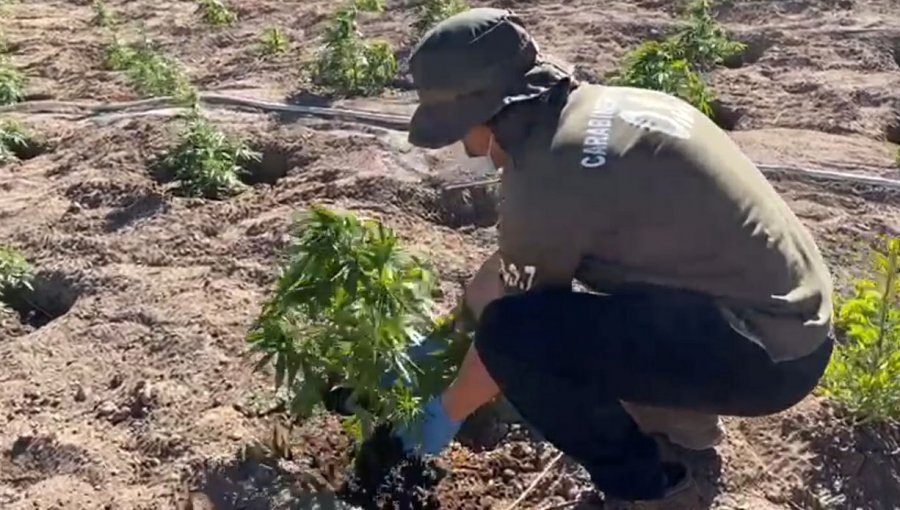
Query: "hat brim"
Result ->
[[408, 91, 505, 149]]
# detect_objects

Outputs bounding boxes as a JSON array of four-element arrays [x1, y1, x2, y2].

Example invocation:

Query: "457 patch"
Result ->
[[499, 258, 536, 291]]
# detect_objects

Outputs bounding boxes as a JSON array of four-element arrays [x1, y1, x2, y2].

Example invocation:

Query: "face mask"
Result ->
[[464, 135, 501, 176]]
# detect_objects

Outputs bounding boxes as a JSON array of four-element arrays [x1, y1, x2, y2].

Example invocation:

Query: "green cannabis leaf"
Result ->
[[248, 206, 467, 441]]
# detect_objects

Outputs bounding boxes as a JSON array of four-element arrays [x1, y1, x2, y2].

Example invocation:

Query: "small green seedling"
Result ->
[[311, 0, 397, 97], [0, 245, 34, 300], [158, 109, 259, 199], [0, 57, 25, 105], [820, 236, 900, 423], [411, 0, 467, 36], [104, 36, 196, 104], [259, 27, 290, 56], [248, 206, 465, 440], [0, 120, 33, 164], [197, 0, 237, 27], [91, 0, 117, 28]]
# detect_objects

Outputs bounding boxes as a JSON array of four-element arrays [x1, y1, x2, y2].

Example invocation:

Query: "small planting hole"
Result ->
[[435, 185, 500, 229], [711, 101, 743, 131], [722, 35, 772, 68], [2, 271, 81, 329], [11, 138, 47, 161], [885, 113, 900, 144], [241, 147, 312, 186]]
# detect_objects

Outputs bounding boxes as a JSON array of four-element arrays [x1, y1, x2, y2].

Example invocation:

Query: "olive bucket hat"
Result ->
[[407, 8, 540, 149]]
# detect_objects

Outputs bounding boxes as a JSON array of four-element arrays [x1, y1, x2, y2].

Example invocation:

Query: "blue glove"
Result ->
[[379, 331, 446, 388], [395, 395, 463, 456]]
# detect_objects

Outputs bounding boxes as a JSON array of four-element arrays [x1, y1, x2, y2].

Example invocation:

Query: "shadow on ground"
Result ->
[[791, 411, 900, 510], [184, 448, 361, 510]]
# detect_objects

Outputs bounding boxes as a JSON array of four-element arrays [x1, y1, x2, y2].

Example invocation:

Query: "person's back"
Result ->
[[497, 82, 833, 362]]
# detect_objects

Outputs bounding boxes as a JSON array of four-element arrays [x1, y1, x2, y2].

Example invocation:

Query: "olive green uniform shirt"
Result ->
[[496, 84, 833, 362]]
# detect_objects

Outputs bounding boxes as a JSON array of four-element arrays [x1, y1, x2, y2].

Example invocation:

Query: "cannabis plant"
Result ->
[[104, 37, 196, 104], [259, 27, 290, 56], [0, 245, 34, 298], [311, 0, 397, 96], [0, 57, 25, 105], [0, 120, 31, 165], [197, 0, 237, 27], [158, 110, 259, 199], [820, 237, 900, 423], [411, 0, 467, 36], [613, 0, 743, 118], [248, 206, 462, 440], [91, 0, 117, 28]]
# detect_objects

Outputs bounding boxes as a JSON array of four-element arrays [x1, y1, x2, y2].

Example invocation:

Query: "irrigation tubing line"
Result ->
[[4, 93, 899, 192], [504, 452, 565, 510]]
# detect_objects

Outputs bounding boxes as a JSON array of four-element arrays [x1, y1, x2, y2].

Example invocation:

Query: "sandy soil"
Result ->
[[1, 0, 900, 509]]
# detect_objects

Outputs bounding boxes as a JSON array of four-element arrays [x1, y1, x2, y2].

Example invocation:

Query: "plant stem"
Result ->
[[874, 240, 899, 369]]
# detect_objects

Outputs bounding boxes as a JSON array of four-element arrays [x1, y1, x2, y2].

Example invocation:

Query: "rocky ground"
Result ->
[[1, 0, 899, 509]]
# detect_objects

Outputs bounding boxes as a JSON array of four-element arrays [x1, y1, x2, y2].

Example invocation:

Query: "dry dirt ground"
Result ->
[[2, 0, 900, 509]]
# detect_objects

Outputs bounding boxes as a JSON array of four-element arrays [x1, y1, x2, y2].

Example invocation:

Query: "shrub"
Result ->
[[0, 245, 34, 299], [0, 57, 25, 105], [248, 206, 465, 440], [259, 27, 290, 56], [612, 0, 744, 117], [820, 237, 900, 423], [411, 0, 467, 37], [0, 120, 33, 165], [158, 109, 259, 199], [104, 36, 196, 104], [197, 0, 237, 27], [311, 0, 397, 97]]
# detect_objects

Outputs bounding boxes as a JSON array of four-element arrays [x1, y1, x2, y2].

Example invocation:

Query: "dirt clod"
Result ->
[[339, 425, 445, 510], [434, 186, 500, 229]]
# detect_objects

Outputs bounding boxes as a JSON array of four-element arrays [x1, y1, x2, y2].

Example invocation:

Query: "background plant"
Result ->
[[0, 120, 32, 165], [157, 109, 259, 199], [248, 206, 464, 441], [411, 0, 467, 36], [612, 0, 744, 117], [0, 57, 25, 105], [259, 27, 289, 56], [104, 36, 196, 104], [91, 0, 117, 28], [197, 0, 237, 27], [311, 0, 397, 97], [0, 245, 34, 302], [819, 237, 900, 423]]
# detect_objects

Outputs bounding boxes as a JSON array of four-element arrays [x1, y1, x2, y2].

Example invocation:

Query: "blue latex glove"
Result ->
[[396, 395, 463, 455]]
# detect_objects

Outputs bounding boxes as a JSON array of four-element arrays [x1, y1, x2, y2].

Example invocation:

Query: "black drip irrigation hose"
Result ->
[[3, 92, 899, 192]]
